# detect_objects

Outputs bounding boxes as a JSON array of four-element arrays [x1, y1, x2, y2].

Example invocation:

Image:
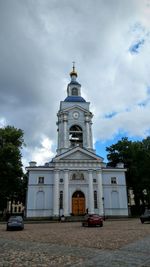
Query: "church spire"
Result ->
[[70, 61, 78, 79], [64, 63, 86, 102]]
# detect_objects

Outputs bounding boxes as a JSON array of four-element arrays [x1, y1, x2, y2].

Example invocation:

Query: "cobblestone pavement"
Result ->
[[0, 219, 150, 266]]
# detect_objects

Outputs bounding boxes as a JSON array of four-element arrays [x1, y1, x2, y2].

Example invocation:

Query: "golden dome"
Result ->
[[70, 62, 78, 77]]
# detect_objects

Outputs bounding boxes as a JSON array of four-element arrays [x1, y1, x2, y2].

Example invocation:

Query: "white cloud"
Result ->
[[22, 135, 55, 167], [94, 104, 150, 140], [0, 118, 7, 128]]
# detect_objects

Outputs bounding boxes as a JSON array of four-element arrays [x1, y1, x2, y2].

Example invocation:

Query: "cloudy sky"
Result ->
[[0, 0, 150, 168]]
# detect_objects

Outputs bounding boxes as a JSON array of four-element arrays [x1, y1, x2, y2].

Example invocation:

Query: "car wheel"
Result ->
[[140, 219, 144, 224], [99, 222, 103, 227]]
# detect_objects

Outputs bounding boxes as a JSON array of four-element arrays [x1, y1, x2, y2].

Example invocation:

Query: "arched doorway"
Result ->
[[72, 191, 85, 215]]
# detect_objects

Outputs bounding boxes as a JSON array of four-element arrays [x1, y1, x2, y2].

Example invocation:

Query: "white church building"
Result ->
[[26, 66, 128, 218]]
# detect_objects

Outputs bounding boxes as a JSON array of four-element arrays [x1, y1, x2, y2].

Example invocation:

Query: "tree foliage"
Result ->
[[106, 137, 150, 209], [0, 126, 25, 212]]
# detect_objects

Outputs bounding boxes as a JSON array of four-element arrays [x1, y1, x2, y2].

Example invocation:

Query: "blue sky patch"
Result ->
[[104, 111, 117, 119], [129, 39, 145, 54], [147, 87, 150, 94], [138, 101, 147, 107]]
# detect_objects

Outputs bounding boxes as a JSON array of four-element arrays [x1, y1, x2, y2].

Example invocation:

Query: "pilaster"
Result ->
[[63, 113, 68, 148], [88, 170, 94, 214], [85, 115, 91, 148], [63, 169, 69, 216], [96, 169, 103, 215], [53, 170, 60, 216]]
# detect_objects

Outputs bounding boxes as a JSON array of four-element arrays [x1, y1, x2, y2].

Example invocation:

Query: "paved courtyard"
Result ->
[[0, 219, 150, 266]]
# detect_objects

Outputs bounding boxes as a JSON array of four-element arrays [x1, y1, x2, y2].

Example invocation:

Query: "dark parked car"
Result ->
[[82, 214, 103, 227], [140, 210, 150, 224], [6, 216, 24, 231]]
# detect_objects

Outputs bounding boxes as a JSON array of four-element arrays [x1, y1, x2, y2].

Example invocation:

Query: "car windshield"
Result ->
[[144, 210, 150, 215], [8, 216, 23, 222]]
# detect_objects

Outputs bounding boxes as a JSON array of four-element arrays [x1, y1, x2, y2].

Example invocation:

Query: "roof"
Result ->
[[64, 96, 86, 102], [54, 146, 104, 162]]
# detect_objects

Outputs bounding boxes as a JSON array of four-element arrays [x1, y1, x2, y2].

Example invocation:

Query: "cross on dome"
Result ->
[[70, 61, 78, 78]]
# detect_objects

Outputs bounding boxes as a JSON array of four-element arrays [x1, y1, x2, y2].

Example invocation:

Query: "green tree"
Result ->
[[106, 137, 133, 168], [140, 137, 150, 205], [0, 126, 24, 213], [106, 137, 150, 212], [17, 173, 28, 205]]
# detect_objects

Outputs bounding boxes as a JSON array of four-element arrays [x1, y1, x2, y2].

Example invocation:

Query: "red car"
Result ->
[[82, 214, 103, 227]]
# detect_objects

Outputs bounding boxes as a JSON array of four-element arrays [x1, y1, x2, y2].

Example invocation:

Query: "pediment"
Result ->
[[63, 150, 94, 160], [54, 147, 103, 162], [62, 105, 91, 114]]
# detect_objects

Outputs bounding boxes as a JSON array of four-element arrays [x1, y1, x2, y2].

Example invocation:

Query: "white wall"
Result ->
[[26, 169, 54, 217], [102, 170, 128, 216]]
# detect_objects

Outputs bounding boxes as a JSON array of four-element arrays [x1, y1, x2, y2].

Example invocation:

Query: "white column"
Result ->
[[85, 116, 91, 149], [88, 170, 94, 214], [63, 114, 68, 148], [63, 170, 69, 216], [97, 170, 103, 215], [89, 122, 93, 149], [53, 170, 59, 216]]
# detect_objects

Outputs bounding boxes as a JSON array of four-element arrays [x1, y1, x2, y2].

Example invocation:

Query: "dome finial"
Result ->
[[70, 61, 78, 77], [72, 61, 75, 72]]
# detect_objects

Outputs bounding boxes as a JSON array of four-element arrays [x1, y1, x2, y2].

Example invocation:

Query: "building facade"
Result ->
[[26, 66, 128, 218]]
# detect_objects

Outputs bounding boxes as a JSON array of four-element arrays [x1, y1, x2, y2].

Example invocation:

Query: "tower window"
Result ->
[[69, 125, 83, 147], [72, 87, 78, 96]]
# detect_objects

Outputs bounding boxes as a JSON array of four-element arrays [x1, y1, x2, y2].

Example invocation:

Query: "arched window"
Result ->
[[69, 125, 83, 147], [94, 191, 98, 209], [72, 87, 78, 96], [59, 191, 63, 209], [72, 191, 85, 198]]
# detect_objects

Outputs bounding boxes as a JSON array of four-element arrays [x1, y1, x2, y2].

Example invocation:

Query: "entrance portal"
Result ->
[[72, 191, 85, 215]]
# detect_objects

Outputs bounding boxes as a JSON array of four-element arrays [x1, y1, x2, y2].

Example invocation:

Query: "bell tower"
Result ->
[[56, 65, 94, 155]]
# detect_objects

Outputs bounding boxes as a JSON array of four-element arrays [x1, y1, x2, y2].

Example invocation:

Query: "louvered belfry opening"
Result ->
[[69, 125, 83, 147]]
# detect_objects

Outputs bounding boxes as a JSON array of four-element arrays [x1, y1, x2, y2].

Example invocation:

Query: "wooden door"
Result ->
[[72, 197, 85, 215]]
